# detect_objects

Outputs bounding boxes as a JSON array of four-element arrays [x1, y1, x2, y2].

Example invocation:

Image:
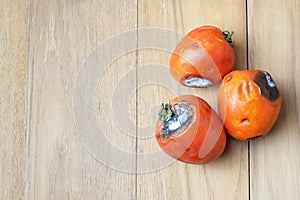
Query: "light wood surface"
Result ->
[[248, 0, 300, 199], [137, 1, 248, 200], [0, 0, 299, 199], [26, 0, 137, 199], [0, 1, 29, 199]]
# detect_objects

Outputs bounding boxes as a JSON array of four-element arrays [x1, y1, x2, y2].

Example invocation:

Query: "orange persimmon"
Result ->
[[170, 25, 235, 87], [156, 95, 226, 164], [217, 70, 282, 140]]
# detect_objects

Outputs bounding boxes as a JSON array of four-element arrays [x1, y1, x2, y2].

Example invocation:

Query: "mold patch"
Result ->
[[159, 102, 193, 138], [254, 71, 280, 102], [183, 76, 212, 88]]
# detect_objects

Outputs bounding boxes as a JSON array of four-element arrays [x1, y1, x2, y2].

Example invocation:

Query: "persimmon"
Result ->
[[156, 95, 226, 164], [217, 70, 282, 140], [170, 25, 235, 88]]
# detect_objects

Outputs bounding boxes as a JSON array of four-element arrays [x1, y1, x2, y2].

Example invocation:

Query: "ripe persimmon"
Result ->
[[170, 26, 235, 88], [156, 95, 226, 164], [217, 70, 282, 140]]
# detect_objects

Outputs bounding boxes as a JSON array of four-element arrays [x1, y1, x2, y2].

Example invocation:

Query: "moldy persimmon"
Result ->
[[217, 70, 282, 140], [156, 95, 226, 164], [170, 26, 235, 88]]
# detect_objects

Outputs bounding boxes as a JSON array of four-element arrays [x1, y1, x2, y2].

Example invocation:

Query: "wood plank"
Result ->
[[137, 0, 248, 199], [26, 0, 137, 199], [0, 1, 29, 199], [248, 0, 300, 199]]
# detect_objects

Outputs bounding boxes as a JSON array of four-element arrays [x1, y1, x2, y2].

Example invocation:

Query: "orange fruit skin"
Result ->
[[156, 95, 226, 164], [217, 70, 282, 140], [170, 26, 235, 87]]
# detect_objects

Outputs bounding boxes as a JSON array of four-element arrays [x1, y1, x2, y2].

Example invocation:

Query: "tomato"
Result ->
[[155, 95, 226, 164], [217, 70, 282, 140], [170, 26, 235, 88]]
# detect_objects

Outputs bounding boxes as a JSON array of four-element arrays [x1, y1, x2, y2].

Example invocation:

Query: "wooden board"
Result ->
[[248, 0, 300, 199], [137, 1, 248, 199], [1, 0, 300, 199], [26, 0, 137, 199], [0, 1, 29, 199]]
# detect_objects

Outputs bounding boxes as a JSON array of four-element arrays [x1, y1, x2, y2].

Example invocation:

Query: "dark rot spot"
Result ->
[[241, 118, 250, 125], [254, 71, 279, 102], [191, 41, 199, 48], [185, 147, 191, 152]]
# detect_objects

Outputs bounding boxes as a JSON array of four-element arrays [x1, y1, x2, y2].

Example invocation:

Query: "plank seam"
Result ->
[[24, 0, 34, 199], [135, 0, 139, 199], [246, 0, 251, 200]]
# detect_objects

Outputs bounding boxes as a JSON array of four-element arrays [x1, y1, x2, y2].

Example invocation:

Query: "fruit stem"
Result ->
[[159, 101, 173, 122], [222, 30, 234, 47]]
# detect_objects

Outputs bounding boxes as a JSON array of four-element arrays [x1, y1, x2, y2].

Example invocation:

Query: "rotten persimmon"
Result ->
[[170, 25, 235, 88], [217, 70, 282, 140], [155, 95, 226, 164]]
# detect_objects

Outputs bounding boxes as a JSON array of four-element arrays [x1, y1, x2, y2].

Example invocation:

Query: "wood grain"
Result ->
[[1, 0, 299, 199], [26, 0, 137, 199], [137, 0, 248, 199], [248, 0, 300, 199], [0, 1, 29, 199]]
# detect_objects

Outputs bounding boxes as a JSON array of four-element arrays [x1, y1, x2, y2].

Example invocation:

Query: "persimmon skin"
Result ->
[[170, 26, 235, 87], [156, 95, 226, 164], [217, 70, 282, 140]]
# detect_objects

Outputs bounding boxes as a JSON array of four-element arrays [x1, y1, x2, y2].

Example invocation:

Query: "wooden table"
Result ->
[[1, 0, 299, 199]]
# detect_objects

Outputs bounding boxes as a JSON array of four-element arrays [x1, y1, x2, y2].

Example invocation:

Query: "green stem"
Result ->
[[222, 30, 234, 47], [159, 101, 173, 122]]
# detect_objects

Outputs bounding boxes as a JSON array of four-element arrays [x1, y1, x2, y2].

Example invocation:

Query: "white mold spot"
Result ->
[[168, 121, 181, 131], [183, 76, 212, 87]]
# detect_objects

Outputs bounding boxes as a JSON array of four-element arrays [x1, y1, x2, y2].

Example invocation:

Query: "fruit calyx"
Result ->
[[222, 30, 234, 47], [159, 102, 173, 122]]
